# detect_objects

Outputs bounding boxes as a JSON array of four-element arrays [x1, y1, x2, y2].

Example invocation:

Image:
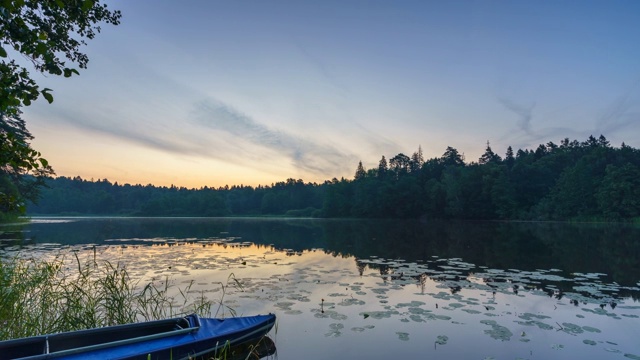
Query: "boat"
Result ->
[[0, 313, 276, 360]]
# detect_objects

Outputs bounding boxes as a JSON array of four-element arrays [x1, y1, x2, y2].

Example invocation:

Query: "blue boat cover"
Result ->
[[0, 314, 276, 360]]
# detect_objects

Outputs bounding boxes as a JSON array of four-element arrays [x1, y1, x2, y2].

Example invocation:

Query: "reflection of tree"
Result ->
[[417, 273, 427, 294], [0, 222, 31, 249], [379, 265, 390, 283], [16, 218, 640, 300], [356, 259, 366, 277]]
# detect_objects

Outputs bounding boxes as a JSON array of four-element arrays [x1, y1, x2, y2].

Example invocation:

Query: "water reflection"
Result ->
[[4, 218, 640, 287], [2, 218, 640, 359]]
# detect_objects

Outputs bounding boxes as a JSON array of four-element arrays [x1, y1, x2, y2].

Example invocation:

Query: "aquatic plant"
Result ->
[[0, 253, 219, 340]]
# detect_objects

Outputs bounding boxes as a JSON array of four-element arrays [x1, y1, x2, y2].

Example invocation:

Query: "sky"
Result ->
[[21, 0, 640, 188]]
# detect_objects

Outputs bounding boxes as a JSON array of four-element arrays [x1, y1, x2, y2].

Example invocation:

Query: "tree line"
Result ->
[[27, 135, 640, 221]]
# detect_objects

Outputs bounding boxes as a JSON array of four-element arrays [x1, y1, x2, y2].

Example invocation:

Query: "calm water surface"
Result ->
[[2, 218, 639, 359]]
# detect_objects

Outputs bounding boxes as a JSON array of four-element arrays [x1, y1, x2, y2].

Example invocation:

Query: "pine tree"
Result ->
[[479, 141, 501, 164], [354, 161, 366, 180], [377, 156, 388, 179], [504, 146, 515, 168], [410, 145, 425, 172]]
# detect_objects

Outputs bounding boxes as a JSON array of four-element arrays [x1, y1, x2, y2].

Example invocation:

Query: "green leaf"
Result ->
[[39, 158, 49, 168], [35, 42, 47, 56], [82, 0, 95, 12], [42, 91, 54, 104], [0, 46, 6, 58], [63, 68, 80, 77], [23, 98, 31, 106]]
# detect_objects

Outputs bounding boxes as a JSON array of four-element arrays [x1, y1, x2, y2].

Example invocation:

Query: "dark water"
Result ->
[[2, 217, 640, 359]]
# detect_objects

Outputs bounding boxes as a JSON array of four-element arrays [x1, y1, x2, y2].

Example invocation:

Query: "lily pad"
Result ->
[[435, 335, 448, 345]]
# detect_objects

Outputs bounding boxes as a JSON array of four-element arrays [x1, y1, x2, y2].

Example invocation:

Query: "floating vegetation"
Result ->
[[581, 326, 601, 333], [621, 314, 639, 318], [274, 301, 295, 311], [325, 323, 344, 338], [480, 320, 513, 341], [330, 312, 348, 321], [560, 322, 584, 335], [515, 320, 554, 331], [339, 298, 365, 306], [407, 307, 431, 315], [396, 301, 426, 308], [518, 313, 550, 321], [447, 302, 465, 309], [7, 221, 640, 359], [435, 335, 449, 345], [359, 311, 398, 320], [328, 293, 348, 297], [461, 309, 482, 314]]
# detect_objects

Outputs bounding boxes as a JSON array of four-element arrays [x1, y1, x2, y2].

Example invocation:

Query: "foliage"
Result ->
[[1, 108, 54, 215], [27, 135, 640, 221], [0, 0, 121, 108], [0, 253, 217, 341], [0, 0, 120, 218]]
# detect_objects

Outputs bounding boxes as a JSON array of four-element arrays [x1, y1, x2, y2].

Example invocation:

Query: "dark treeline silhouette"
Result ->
[[28, 135, 640, 221], [29, 178, 325, 217]]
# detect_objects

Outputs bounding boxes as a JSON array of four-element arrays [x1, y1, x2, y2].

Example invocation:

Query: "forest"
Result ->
[[27, 135, 640, 221]]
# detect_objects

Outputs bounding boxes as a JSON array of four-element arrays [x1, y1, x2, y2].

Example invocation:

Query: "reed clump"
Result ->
[[0, 253, 218, 341]]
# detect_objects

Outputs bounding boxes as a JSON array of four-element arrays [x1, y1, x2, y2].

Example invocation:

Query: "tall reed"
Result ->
[[0, 253, 221, 341]]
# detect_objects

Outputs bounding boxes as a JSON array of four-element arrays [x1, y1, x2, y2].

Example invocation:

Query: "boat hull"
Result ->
[[0, 314, 276, 360]]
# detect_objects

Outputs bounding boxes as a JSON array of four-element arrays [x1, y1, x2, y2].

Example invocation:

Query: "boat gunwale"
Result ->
[[0, 314, 276, 360]]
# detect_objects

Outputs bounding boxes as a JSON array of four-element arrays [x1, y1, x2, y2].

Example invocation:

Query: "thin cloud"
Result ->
[[30, 103, 199, 155], [498, 97, 536, 135], [497, 84, 640, 152], [595, 81, 640, 136], [192, 98, 357, 177]]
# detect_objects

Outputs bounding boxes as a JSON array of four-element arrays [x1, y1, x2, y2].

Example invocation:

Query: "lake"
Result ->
[[2, 217, 639, 359]]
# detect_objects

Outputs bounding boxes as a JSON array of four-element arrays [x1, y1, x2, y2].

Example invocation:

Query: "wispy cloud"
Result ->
[[498, 97, 536, 135], [30, 102, 198, 155], [497, 85, 640, 152], [595, 81, 640, 136], [192, 98, 357, 177]]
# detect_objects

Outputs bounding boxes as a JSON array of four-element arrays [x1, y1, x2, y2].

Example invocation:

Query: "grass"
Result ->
[[0, 251, 222, 341], [0, 250, 276, 359]]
